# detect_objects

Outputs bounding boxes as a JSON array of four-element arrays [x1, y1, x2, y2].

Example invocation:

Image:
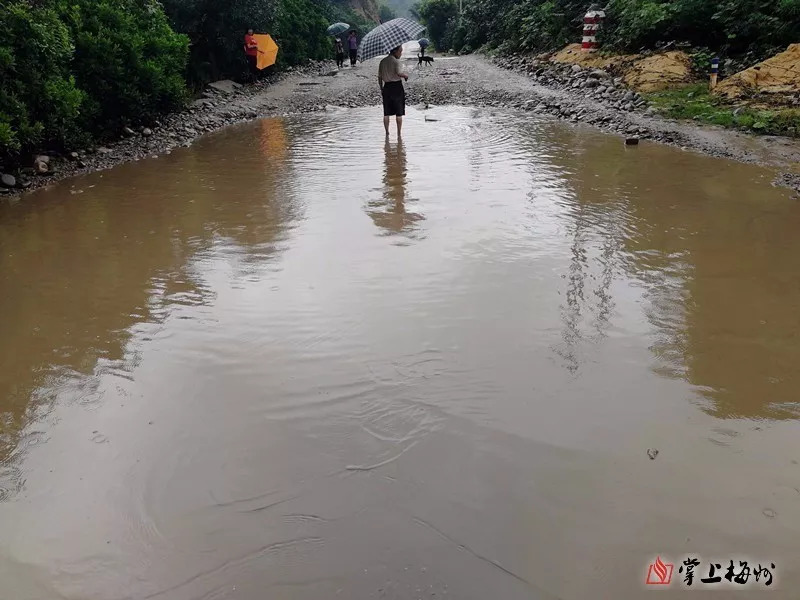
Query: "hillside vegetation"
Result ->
[[0, 0, 377, 164], [417, 0, 800, 60]]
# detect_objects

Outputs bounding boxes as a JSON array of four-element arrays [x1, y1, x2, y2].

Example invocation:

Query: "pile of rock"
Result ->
[[496, 56, 650, 113], [1, 154, 60, 193]]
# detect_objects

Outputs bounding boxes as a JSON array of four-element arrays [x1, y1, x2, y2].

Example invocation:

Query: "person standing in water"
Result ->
[[335, 37, 345, 69], [378, 45, 409, 137], [348, 31, 358, 66], [244, 28, 259, 80]]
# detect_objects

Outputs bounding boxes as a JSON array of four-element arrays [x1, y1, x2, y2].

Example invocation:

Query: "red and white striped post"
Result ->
[[582, 4, 605, 52]]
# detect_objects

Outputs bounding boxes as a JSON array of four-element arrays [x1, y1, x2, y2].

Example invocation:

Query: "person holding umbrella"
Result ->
[[326, 23, 350, 69], [244, 28, 260, 80], [348, 31, 359, 66], [357, 18, 426, 136], [379, 46, 409, 137]]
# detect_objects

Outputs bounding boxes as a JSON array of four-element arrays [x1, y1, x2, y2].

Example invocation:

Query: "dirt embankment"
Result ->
[[715, 43, 800, 105], [548, 43, 694, 92]]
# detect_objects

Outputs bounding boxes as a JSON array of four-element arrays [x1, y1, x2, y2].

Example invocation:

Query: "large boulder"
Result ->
[[714, 44, 800, 103]]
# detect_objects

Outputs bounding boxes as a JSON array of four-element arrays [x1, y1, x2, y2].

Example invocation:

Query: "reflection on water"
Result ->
[[366, 140, 423, 237], [2, 106, 800, 599]]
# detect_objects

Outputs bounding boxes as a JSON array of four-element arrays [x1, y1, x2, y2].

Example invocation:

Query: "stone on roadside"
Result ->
[[142, 128, 153, 137], [34, 159, 49, 174], [98, 147, 113, 154], [623, 90, 636, 102], [35, 154, 51, 165], [585, 79, 600, 88], [571, 64, 582, 73], [1, 173, 16, 188], [123, 126, 135, 136], [207, 80, 238, 95], [68, 151, 80, 160]]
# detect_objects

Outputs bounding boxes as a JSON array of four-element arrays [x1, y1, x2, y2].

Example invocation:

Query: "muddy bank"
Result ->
[[3, 54, 800, 199]]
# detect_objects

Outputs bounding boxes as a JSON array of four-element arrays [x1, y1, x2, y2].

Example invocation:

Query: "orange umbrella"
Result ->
[[253, 34, 279, 69]]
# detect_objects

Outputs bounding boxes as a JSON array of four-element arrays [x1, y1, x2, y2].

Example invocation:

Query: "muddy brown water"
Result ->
[[2, 106, 800, 599]]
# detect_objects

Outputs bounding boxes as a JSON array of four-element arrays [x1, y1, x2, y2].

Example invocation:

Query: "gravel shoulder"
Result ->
[[4, 54, 799, 199]]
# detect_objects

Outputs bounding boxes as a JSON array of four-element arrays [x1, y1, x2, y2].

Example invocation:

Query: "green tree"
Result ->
[[276, 0, 331, 66], [379, 2, 397, 21], [417, 0, 458, 50]]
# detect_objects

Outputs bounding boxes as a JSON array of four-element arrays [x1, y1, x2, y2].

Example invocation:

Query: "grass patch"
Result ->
[[646, 83, 800, 137]]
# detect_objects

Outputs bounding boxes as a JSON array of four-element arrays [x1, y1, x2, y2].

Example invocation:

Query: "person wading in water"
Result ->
[[378, 45, 409, 137]]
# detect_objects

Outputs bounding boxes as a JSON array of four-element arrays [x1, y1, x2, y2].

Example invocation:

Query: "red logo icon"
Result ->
[[646, 556, 674, 585]]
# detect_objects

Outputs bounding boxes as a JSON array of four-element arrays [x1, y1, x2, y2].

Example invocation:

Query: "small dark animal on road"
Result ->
[[418, 55, 434, 66]]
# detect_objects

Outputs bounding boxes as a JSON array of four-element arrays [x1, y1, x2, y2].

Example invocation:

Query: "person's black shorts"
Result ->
[[382, 81, 405, 117]]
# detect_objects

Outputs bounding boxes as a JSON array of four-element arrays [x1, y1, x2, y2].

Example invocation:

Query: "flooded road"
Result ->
[[2, 106, 800, 599]]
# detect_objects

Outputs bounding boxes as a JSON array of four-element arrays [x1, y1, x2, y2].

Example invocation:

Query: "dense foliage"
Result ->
[[1, 0, 378, 163], [162, 0, 278, 86], [416, 0, 458, 50], [0, 0, 188, 161], [379, 2, 398, 22], [276, 0, 332, 67], [420, 0, 800, 58], [0, 1, 82, 157], [162, 0, 380, 85], [66, 0, 189, 135]]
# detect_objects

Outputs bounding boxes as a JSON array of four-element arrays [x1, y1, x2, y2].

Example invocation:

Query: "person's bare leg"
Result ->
[[396, 116, 403, 137], [383, 116, 390, 136]]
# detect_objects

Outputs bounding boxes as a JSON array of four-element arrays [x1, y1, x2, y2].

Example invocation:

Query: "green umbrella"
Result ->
[[327, 22, 350, 36]]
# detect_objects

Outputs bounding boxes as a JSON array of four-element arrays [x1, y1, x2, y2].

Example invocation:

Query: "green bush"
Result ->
[[0, 0, 187, 162], [276, 0, 333, 66], [0, 1, 84, 159], [65, 0, 189, 136]]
